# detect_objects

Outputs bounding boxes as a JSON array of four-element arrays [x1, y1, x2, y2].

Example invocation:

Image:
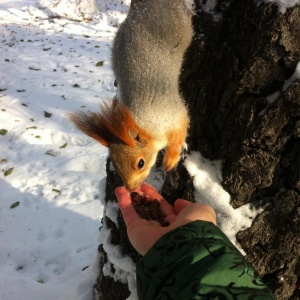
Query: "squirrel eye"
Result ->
[[137, 159, 145, 170]]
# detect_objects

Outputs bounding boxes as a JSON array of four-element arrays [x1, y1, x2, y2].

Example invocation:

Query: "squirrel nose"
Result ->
[[124, 181, 141, 192]]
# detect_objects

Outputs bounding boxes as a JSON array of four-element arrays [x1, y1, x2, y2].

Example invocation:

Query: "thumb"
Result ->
[[174, 199, 192, 215]]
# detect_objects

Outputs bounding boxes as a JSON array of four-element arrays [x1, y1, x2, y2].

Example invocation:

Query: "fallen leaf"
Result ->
[[0, 129, 8, 135], [10, 201, 20, 209], [59, 143, 67, 149], [4, 167, 14, 176], [96, 61, 104, 67], [44, 111, 52, 118], [52, 188, 61, 195], [45, 150, 58, 157], [29, 66, 41, 71]]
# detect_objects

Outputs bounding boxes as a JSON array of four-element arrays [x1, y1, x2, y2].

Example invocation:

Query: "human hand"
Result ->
[[115, 183, 217, 255]]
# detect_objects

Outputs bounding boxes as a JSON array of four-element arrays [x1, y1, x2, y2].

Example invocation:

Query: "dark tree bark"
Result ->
[[94, 1, 300, 299]]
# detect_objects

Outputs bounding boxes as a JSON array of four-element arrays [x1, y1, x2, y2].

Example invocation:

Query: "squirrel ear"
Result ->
[[129, 128, 147, 148], [103, 100, 151, 148], [69, 99, 152, 148], [69, 111, 111, 147]]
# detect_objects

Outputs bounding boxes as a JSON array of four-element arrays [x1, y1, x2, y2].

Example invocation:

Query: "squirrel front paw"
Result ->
[[163, 147, 181, 172]]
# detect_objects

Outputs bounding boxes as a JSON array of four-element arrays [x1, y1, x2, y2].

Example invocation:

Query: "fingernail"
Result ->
[[115, 186, 127, 196]]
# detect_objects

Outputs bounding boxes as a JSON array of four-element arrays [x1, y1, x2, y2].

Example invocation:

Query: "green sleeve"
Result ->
[[136, 220, 275, 300]]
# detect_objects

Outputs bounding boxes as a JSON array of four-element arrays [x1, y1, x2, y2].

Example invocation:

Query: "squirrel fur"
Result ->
[[70, 0, 193, 191]]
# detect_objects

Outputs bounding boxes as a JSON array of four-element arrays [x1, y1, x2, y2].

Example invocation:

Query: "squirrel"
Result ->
[[70, 0, 194, 191]]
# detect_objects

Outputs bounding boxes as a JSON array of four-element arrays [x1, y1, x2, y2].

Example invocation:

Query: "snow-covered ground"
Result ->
[[0, 1, 125, 299], [1, 0, 296, 299]]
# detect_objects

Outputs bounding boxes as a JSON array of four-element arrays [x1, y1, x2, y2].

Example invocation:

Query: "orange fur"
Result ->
[[69, 100, 152, 148], [101, 100, 140, 147], [164, 115, 189, 171]]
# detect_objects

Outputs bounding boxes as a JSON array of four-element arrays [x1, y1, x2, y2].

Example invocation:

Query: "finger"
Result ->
[[174, 199, 192, 215], [159, 198, 175, 217], [140, 183, 163, 200], [115, 186, 131, 209], [115, 185, 142, 209], [115, 186, 143, 228]]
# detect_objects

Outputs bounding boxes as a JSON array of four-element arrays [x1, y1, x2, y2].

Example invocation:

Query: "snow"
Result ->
[[0, 0, 124, 299], [198, 0, 300, 20], [258, 60, 300, 116], [0, 0, 287, 299], [283, 61, 300, 89], [196, 0, 222, 21], [264, 0, 300, 13]]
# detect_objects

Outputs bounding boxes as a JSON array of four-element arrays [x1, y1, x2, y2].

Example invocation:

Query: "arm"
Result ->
[[136, 220, 275, 300], [115, 184, 275, 300]]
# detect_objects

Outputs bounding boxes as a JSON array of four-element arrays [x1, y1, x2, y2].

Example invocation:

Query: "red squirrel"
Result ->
[[70, 0, 194, 191]]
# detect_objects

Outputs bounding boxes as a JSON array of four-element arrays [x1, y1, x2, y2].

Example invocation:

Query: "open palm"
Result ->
[[115, 183, 216, 255]]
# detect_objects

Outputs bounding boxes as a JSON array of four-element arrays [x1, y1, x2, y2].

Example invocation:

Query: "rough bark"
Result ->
[[94, 0, 300, 299], [181, 0, 300, 298], [236, 190, 300, 300]]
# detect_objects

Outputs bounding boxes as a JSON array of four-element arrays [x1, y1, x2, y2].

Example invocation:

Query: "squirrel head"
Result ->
[[69, 99, 157, 191]]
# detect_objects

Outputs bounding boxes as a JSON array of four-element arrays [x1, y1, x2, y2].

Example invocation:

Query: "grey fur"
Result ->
[[112, 0, 193, 138]]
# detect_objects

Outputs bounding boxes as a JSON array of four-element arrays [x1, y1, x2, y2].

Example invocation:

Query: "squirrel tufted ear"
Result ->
[[100, 99, 153, 147], [129, 128, 147, 148], [69, 110, 112, 147], [69, 99, 152, 148]]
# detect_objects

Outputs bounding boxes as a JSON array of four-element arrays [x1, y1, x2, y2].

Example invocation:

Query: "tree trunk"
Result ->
[[93, 1, 300, 299]]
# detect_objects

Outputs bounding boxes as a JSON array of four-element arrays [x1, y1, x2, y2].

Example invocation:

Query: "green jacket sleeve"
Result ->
[[136, 220, 275, 300]]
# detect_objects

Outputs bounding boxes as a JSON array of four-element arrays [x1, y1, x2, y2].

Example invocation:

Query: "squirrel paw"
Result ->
[[163, 149, 181, 172]]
